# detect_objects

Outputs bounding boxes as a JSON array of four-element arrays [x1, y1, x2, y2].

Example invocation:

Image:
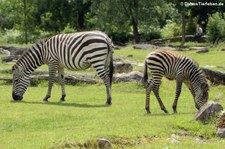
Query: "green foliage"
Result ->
[[161, 20, 181, 38], [207, 12, 225, 43]]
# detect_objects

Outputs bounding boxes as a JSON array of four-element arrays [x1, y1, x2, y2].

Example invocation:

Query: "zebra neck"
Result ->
[[17, 47, 43, 75], [189, 68, 204, 94]]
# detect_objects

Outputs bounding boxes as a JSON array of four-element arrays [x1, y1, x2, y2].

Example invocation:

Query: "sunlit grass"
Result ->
[[1, 43, 225, 148]]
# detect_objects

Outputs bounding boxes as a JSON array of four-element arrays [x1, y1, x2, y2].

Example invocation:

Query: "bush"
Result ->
[[0, 29, 21, 44], [207, 12, 225, 43], [161, 20, 181, 38], [139, 26, 161, 41]]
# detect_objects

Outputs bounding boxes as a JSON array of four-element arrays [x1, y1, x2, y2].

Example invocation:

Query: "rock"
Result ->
[[113, 71, 143, 82], [114, 61, 133, 73], [196, 48, 209, 53], [166, 134, 180, 143], [0, 48, 10, 56], [96, 138, 111, 149], [1, 55, 20, 63], [189, 47, 208, 51], [216, 128, 225, 138], [195, 138, 205, 144], [195, 101, 223, 122], [133, 44, 158, 50]]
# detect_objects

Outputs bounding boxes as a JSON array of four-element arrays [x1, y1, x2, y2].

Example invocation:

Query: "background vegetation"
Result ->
[[0, 0, 224, 44]]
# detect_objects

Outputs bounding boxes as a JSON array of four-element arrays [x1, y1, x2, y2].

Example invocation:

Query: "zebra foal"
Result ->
[[12, 31, 114, 105], [142, 50, 209, 113]]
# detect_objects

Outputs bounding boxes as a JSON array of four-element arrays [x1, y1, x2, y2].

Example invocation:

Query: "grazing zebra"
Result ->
[[142, 50, 209, 113], [12, 31, 114, 105]]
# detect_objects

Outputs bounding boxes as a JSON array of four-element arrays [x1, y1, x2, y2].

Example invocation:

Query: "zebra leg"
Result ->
[[145, 80, 152, 113], [172, 81, 182, 113], [152, 84, 168, 113], [58, 66, 66, 102], [94, 66, 111, 105], [43, 64, 57, 102]]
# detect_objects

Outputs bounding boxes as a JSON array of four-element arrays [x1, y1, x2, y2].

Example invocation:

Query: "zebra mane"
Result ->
[[191, 59, 208, 85]]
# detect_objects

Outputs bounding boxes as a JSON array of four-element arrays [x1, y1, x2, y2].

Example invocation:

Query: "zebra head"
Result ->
[[195, 82, 209, 109], [12, 65, 30, 101]]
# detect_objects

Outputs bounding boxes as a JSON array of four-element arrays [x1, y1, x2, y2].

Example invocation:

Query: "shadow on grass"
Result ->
[[10, 100, 108, 108], [144, 111, 196, 116]]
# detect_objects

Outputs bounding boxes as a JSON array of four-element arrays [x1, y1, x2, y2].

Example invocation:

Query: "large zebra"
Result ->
[[12, 31, 114, 105], [142, 50, 209, 113]]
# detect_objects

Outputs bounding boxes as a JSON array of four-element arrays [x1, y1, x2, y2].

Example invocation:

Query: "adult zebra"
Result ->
[[12, 31, 114, 105], [142, 50, 209, 113]]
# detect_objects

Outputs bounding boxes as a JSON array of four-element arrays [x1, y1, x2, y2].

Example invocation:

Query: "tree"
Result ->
[[91, 0, 166, 43]]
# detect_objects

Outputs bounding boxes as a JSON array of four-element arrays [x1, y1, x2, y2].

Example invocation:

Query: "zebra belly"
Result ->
[[59, 57, 91, 71]]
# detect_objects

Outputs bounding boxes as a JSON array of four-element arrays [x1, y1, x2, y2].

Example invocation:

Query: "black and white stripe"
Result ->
[[142, 50, 209, 113], [12, 31, 114, 105]]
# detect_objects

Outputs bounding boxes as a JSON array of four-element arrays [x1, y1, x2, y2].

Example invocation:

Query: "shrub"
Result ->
[[207, 12, 225, 43], [161, 20, 181, 38], [0, 29, 21, 44], [139, 26, 161, 41]]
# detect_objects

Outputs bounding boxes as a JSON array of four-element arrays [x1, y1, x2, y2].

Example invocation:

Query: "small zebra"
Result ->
[[142, 50, 209, 113], [12, 31, 114, 105]]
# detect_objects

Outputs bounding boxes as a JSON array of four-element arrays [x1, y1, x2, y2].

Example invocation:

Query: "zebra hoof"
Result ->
[[105, 101, 112, 106], [164, 110, 169, 114], [60, 99, 65, 102], [43, 100, 48, 103], [146, 109, 151, 114]]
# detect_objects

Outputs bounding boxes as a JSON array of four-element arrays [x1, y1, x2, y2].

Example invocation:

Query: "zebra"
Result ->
[[12, 31, 114, 105], [142, 50, 209, 113]]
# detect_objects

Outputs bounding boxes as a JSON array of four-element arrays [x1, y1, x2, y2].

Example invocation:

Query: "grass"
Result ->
[[1, 42, 225, 148]]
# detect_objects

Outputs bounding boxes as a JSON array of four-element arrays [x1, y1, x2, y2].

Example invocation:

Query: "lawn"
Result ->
[[1, 44, 225, 148]]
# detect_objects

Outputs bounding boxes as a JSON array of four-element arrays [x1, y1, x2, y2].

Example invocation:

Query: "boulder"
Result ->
[[1, 55, 20, 63], [216, 128, 225, 138], [96, 138, 111, 149], [195, 101, 223, 123], [114, 61, 133, 73], [0, 48, 10, 56], [113, 71, 143, 82], [133, 44, 158, 50]]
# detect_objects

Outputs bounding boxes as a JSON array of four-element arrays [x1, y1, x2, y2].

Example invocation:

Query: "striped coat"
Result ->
[[12, 31, 114, 105], [143, 50, 209, 113]]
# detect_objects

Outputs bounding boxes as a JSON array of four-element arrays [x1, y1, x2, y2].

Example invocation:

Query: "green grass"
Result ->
[[1, 43, 225, 148], [1, 80, 225, 148]]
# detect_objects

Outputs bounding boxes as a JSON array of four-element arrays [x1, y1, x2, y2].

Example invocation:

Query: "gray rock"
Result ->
[[114, 61, 133, 73], [113, 71, 143, 82], [96, 138, 111, 149], [216, 128, 225, 138], [133, 44, 158, 50], [195, 101, 223, 122], [0, 48, 10, 56]]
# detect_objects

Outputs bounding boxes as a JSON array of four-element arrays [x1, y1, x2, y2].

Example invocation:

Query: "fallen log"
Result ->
[[202, 68, 225, 86], [150, 35, 208, 45], [0, 75, 99, 86]]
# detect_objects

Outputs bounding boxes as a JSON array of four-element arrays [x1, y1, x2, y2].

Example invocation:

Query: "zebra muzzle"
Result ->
[[12, 92, 23, 101]]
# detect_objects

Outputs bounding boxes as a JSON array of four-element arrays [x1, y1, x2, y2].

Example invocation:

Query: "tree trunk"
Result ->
[[181, 12, 186, 47], [131, 15, 139, 44], [77, 7, 85, 30], [202, 68, 225, 86], [23, 0, 28, 44]]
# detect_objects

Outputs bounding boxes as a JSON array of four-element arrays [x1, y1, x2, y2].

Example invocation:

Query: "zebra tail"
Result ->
[[109, 55, 114, 86], [105, 43, 114, 87], [142, 60, 148, 85]]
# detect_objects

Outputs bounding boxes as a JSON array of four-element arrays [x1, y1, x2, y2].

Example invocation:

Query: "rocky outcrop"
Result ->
[[195, 101, 223, 123]]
